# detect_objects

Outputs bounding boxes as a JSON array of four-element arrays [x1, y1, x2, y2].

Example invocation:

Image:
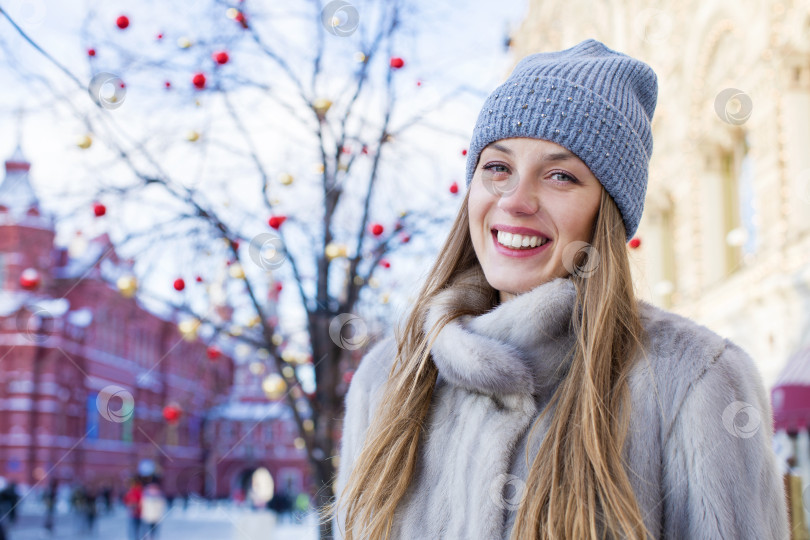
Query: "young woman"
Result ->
[[323, 39, 789, 539]]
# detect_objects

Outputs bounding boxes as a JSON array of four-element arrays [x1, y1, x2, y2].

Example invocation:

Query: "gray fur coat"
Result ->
[[333, 273, 789, 539]]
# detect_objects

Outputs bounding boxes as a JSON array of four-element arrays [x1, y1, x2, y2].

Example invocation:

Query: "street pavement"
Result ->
[[3, 501, 319, 540]]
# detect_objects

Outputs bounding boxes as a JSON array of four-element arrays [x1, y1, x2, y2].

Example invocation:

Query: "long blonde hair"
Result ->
[[321, 186, 651, 539]]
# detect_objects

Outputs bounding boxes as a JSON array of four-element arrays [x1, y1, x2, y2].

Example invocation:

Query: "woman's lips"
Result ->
[[491, 230, 551, 258]]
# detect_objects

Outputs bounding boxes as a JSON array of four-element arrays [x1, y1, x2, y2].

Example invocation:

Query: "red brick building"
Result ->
[[0, 146, 310, 501]]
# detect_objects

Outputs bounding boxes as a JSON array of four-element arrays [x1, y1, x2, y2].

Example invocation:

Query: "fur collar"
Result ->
[[423, 267, 578, 401]]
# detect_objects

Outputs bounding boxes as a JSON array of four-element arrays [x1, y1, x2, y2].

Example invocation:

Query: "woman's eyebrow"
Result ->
[[486, 143, 578, 163]]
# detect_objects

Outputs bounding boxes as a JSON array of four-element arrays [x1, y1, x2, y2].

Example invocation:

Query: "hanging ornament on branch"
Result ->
[[192, 73, 207, 90], [212, 51, 230, 65], [19, 268, 41, 290], [117, 275, 137, 298], [116, 15, 130, 30]]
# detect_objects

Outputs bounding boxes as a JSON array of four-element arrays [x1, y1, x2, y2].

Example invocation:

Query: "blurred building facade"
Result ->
[[509, 0, 810, 390], [0, 147, 309, 501]]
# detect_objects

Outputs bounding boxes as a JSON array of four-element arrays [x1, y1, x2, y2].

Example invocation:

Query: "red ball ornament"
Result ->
[[87, 48, 96, 57], [206, 345, 222, 360], [389, 57, 405, 69], [461, 149, 467, 156], [628, 237, 641, 249], [416, 80, 422, 87], [164, 81, 172, 89], [116, 15, 130, 29], [213, 51, 230, 65], [380, 259, 391, 269], [343, 370, 355, 384], [449, 181, 459, 194], [19, 268, 40, 290], [230, 239, 240, 251], [234, 11, 248, 28], [156, 33, 164, 40], [361, 145, 369, 155], [400, 233, 411, 244], [275, 282, 283, 293], [173, 278, 185, 291], [268, 215, 287, 229], [370, 223, 384, 236], [192, 72, 206, 90], [162, 405, 181, 424], [92, 202, 106, 217], [195, 275, 203, 283]]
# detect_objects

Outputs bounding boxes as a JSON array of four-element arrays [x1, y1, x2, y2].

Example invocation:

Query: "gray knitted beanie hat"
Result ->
[[465, 38, 658, 242]]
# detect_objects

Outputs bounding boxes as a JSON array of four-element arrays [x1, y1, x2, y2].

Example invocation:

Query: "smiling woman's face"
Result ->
[[468, 137, 603, 303]]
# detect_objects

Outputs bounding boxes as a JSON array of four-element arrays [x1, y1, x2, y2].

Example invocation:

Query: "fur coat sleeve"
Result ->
[[660, 338, 788, 539], [332, 336, 396, 540]]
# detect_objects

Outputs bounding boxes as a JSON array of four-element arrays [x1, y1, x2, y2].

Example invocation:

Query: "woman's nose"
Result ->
[[496, 170, 539, 215]]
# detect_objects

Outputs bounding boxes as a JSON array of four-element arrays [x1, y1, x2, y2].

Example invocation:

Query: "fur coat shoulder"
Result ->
[[333, 272, 789, 539]]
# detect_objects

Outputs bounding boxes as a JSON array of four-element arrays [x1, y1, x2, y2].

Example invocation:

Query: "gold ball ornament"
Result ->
[[325, 243, 348, 260], [381, 292, 390, 304], [247, 315, 261, 328], [293, 437, 306, 450], [262, 373, 287, 399], [249, 361, 266, 375], [368, 277, 379, 289], [282, 365, 295, 379], [279, 173, 294, 185], [77, 135, 93, 149], [281, 349, 295, 363], [353, 275, 364, 286], [248, 362, 265, 375], [185, 130, 200, 142], [353, 51, 367, 63], [271, 333, 283, 346], [228, 263, 245, 279], [117, 275, 137, 298], [303, 419, 314, 432], [177, 36, 193, 49], [312, 163, 325, 174], [178, 318, 201, 341], [229, 325, 243, 337], [312, 98, 332, 119], [226, 7, 239, 18]]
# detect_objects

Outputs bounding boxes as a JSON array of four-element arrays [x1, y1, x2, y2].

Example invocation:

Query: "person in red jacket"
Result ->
[[123, 478, 143, 540]]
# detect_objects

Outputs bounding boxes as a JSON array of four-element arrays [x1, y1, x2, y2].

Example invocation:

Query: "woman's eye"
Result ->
[[549, 171, 578, 184], [482, 163, 510, 176]]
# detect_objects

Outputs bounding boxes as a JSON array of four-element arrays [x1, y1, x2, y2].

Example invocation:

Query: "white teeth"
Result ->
[[496, 230, 548, 249]]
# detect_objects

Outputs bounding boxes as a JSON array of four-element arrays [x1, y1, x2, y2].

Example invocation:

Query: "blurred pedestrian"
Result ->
[[123, 478, 143, 540], [42, 477, 57, 533], [140, 480, 167, 539], [0, 480, 20, 526]]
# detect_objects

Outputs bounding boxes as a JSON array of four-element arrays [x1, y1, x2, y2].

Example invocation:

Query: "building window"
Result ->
[[86, 394, 99, 439], [720, 131, 756, 274]]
